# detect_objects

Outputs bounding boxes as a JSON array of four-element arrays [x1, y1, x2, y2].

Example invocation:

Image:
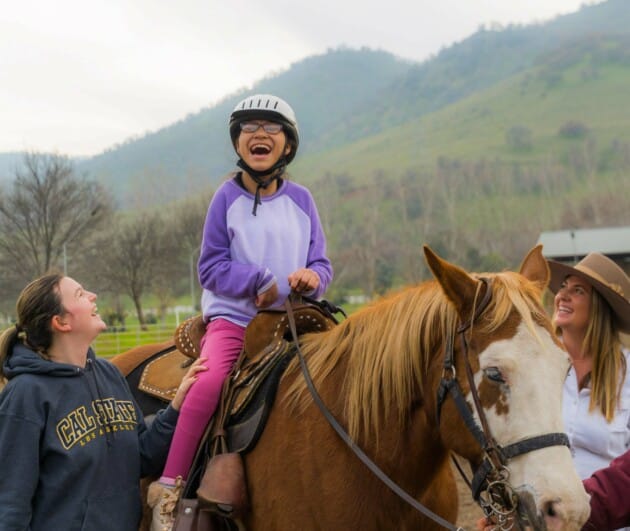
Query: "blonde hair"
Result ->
[[584, 291, 626, 422]]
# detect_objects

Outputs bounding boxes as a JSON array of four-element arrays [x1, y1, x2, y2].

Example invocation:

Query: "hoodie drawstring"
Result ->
[[85, 358, 114, 447]]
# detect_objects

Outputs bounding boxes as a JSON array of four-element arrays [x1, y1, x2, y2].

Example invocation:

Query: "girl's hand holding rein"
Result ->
[[288, 268, 319, 294]]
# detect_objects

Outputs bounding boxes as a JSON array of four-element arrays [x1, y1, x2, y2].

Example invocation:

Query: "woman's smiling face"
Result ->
[[57, 277, 107, 339], [235, 120, 291, 172], [553, 274, 593, 334]]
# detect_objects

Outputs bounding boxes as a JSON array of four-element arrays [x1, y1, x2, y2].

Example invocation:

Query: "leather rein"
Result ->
[[284, 280, 569, 531], [284, 298, 464, 531]]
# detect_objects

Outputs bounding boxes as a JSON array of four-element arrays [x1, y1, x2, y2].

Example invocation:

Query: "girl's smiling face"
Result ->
[[235, 120, 291, 172]]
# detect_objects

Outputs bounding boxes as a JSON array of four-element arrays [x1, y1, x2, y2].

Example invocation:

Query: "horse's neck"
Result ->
[[316, 347, 440, 471]]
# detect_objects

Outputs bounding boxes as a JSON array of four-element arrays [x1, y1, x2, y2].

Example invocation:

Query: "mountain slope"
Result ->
[[313, 0, 630, 151], [77, 48, 412, 203], [0, 153, 32, 185], [296, 34, 630, 180]]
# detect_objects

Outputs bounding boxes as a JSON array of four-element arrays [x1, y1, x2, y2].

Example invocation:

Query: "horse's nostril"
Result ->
[[543, 498, 563, 519]]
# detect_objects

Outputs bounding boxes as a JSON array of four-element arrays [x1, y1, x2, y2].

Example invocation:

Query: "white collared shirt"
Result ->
[[562, 348, 630, 480]]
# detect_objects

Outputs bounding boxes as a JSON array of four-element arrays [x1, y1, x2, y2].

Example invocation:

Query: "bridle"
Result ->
[[435, 278, 570, 530], [284, 279, 569, 531]]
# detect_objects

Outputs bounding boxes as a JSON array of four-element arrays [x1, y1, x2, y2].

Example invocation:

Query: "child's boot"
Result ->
[[147, 476, 184, 531]]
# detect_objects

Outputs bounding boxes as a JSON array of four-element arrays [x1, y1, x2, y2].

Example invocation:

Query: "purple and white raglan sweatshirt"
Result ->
[[198, 174, 333, 325]]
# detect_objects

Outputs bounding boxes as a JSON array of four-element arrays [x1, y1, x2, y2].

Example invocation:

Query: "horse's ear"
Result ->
[[518, 244, 550, 292], [423, 245, 479, 321]]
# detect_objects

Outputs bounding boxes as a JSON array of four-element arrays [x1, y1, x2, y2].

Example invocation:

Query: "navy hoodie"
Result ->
[[0, 344, 179, 530]]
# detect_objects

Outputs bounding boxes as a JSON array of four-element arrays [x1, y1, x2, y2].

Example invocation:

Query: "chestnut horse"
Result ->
[[113, 246, 590, 530]]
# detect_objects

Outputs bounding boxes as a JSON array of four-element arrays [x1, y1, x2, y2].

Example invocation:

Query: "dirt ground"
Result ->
[[453, 462, 485, 530]]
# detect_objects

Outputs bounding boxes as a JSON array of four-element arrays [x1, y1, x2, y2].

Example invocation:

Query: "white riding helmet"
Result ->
[[229, 94, 300, 163]]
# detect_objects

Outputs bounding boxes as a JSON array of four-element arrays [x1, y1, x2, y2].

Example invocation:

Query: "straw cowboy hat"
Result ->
[[548, 252, 630, 333]]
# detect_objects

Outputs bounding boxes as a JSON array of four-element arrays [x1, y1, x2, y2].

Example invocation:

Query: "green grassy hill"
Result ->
[[291, 34, 630, 297], [297, 36, 630, 180], [76, 48, 412, 205]]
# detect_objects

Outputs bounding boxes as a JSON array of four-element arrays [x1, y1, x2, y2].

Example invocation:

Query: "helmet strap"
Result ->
[[237, 158, 287, 216]]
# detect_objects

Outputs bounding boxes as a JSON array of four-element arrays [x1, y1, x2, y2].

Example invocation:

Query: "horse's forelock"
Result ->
[[472, 272, 549, 344]]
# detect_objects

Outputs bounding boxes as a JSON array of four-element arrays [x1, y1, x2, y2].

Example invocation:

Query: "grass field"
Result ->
[[94, 324, 177, 358], [93, 316, 191, 358]]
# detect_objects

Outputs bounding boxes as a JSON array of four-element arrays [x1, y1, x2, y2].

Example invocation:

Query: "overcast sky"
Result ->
[[0, 0, 597, 157]]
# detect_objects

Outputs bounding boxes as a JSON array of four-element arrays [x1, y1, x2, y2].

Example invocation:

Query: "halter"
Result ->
[[435, 278, 569, 530]]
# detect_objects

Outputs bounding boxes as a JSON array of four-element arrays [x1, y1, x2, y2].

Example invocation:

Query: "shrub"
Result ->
[[505, 125, 533, 151], [558, 121, 589, 139], [144, 313, 158, 325]]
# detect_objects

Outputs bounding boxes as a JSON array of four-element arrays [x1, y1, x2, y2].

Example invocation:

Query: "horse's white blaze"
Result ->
[[475, 322, 590, 525]]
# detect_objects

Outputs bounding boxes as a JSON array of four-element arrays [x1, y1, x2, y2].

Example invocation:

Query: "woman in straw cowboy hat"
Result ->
[[547, 252, 630, 487]]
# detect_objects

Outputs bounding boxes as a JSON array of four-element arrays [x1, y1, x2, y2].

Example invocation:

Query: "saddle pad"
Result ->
[[226, 340, 295, 453], [229, 339, 291, 419], [138, 349, 191, 401]]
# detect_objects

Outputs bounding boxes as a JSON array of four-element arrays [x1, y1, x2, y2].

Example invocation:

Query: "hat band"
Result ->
[[576, 265, 626, 298]]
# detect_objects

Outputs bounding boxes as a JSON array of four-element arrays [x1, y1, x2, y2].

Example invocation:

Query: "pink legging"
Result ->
[[162, 318, 245, 480]]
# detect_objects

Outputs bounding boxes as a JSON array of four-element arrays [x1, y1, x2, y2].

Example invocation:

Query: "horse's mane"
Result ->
[[285, 270, 548, 442]]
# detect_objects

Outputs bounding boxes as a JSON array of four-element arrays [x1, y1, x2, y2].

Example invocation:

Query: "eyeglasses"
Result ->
[[239, 122, 283, 134]]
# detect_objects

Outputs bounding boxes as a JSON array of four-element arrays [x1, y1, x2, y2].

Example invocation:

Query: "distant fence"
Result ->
[[94, 322, 178, 358]]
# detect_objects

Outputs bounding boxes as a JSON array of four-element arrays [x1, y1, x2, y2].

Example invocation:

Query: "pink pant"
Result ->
[[162, 318, 245, 480]]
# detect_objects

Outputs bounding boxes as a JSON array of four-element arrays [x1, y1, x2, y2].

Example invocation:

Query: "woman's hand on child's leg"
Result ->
[[171, 357, 208, 410]]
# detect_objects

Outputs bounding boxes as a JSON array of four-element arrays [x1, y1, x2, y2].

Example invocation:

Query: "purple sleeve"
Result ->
[[197, 187, 273, 298], [305, 194, 333, 299], [582, 449, 630, 530]]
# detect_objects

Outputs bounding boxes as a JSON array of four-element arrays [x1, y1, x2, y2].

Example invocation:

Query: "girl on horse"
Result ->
[[149, 94, 333, 530]]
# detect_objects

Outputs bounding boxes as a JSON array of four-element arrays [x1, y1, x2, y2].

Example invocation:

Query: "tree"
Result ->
[[339, 172, 391, 298], [0, 153, 112, 308], [94, 213, 168, 328], [165, 194, 213, 313]]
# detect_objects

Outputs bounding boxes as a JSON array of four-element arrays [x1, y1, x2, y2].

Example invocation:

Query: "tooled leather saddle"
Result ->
[[136, 298, 341, 405], [199, 298, 341, 453]]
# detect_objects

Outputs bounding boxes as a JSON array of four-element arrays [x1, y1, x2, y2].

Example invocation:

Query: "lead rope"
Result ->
[[284, 299, 465, 531]]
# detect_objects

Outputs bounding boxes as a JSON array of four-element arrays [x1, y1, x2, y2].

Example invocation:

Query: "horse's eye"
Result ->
[[484, 367, 505, 384]]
